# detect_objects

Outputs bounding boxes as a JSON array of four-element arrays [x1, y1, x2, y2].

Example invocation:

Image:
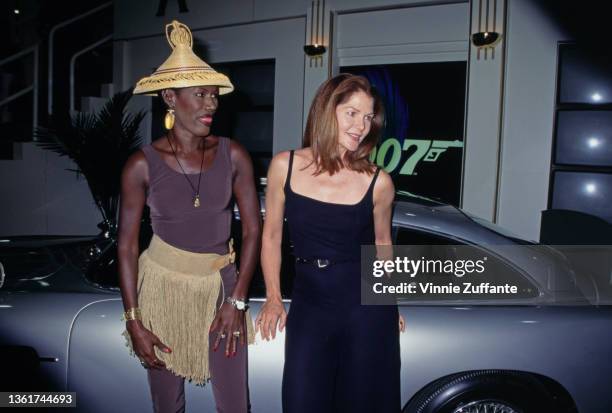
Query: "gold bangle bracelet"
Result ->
[[122, 307, 142, 321]]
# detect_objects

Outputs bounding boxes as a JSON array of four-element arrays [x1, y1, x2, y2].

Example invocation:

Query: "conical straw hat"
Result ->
[[133, 20, 234, 95]]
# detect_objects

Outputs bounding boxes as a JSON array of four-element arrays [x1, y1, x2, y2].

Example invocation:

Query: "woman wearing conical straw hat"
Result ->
[[118, 20, 260, 412]]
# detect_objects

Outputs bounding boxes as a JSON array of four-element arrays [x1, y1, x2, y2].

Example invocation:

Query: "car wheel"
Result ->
[[404, 370, 555, 413]]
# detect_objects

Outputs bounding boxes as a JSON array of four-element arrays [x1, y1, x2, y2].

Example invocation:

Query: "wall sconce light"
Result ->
[[305, 0, 326, 67], [471, 0, 503, 60], [304, 44, 326, 57]]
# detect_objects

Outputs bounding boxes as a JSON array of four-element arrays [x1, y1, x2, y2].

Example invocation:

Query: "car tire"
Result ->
[[403, 370, 555, 413]]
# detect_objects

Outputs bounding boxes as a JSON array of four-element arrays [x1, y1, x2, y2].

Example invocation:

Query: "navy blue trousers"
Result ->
[[282, 263, 401, 413]]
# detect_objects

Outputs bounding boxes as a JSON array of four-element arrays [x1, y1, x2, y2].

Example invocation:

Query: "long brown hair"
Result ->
[[303, 73, 384, 175]]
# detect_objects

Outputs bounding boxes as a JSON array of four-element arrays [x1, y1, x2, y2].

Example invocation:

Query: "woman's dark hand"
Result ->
[[127, 320, 171, 369], [210, 302, 245, 357]]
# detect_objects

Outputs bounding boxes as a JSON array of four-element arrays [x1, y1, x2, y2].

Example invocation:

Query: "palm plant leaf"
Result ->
[[35, 88, 145, 233]]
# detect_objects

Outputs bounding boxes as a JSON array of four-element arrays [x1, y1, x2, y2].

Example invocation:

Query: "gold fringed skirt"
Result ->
[[123, 235, 255, 385]]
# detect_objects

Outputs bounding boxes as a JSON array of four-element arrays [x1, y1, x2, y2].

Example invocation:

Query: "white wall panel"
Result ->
[[44, 152, 101, 235], [0, 144, 47, 235], [336, 3, 468, 66], [496, 0, 566, 241], [461, 0, 506, 222], [329, 0, 458, 10], [0, 144, 99, 236], [254, 0, 308, 20], [337, 3, 468, 49]]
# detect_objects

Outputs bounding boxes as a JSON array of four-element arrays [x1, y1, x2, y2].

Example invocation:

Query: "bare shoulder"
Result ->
[[293, 147, 314, 167], [228, 138, 252, 163], [375, 168, 394, 189], [265, 150, 292, 188], [293, 147, 311, 159], [123, 149, 147, 175], [122, 149, 149, 186], [229, 138, 247, 156], [269, 150, 291, 172], [373, 169, 395, 202]]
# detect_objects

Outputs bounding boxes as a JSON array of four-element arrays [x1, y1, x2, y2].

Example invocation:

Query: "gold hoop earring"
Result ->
[[164, 109, 175, 130]]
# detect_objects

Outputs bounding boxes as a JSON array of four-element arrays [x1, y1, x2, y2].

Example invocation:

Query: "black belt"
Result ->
[[295, 256, 357, 269]]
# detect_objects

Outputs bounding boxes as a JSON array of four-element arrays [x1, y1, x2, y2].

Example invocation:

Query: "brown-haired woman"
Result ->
[[256, 73, 401, 412]]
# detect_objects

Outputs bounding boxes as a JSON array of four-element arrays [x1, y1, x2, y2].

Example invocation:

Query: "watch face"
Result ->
[[236, 301, 245, 310]]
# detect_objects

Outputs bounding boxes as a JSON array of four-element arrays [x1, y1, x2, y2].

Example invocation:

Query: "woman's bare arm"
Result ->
[[210, 140, 262, 356], [255, 151, 290, 340], [373, 169, 395, 246], [372, 170, 405, 331], [118, 151, 147, 315], [229, 140, 262, 300], [118, 151, 170, 368]]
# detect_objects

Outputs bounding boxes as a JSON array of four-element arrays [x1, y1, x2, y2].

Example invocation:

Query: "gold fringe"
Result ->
[[123, 235, 255, 386]]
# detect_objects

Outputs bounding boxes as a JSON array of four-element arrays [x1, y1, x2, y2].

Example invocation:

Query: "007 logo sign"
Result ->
[[370, 138, 463, 176]]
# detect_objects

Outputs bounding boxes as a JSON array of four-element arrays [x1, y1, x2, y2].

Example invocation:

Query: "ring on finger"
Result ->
[[219, 332, 227, 339], [232, 331, 241, 338]]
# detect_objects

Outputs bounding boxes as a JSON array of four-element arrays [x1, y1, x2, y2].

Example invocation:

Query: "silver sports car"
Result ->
[[1, 193, 611, 413]]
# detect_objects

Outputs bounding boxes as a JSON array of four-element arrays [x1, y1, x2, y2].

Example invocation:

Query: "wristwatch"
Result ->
[[225, 297, 247, 311]]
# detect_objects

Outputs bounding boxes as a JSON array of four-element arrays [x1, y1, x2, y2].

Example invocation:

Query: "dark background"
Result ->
[[344, 62, 467, 206]]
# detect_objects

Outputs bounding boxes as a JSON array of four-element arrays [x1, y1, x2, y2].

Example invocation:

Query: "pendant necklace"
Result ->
[[166, 134, 205, 207]]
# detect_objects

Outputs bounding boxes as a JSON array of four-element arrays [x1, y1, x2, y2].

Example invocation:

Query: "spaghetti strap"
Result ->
[[366, 167, 381, 194], [284, 150, 295, 191]]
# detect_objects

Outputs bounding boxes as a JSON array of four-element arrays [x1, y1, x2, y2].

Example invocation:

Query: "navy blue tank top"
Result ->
[[284, 150, 380, 261]]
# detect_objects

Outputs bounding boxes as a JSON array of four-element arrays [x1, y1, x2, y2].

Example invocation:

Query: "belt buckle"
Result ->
[[316, 259, 330, 269]]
